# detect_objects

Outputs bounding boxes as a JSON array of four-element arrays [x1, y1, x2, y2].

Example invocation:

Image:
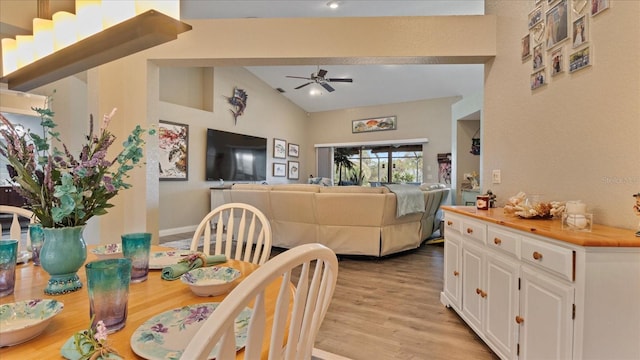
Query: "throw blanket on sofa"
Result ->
[[384, 184, 426, 217]]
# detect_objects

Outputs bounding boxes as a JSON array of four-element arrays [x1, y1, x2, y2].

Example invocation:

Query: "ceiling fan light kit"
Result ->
[[327, 1, 340, 10]]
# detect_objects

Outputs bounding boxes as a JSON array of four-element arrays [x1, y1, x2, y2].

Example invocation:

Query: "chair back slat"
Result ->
[[0, 205, 35, 253], [181, 243, 338, 360], [191, 203, 272, 265]]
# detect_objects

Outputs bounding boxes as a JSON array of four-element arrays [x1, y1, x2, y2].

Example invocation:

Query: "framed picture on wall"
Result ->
[[288, 143, 299, 158], [530, 69, 546, 90], [569, 46, 591, 72], [273, 163, 286, 177], [572, 15, 588, 48], [273, 138, 286, 159], [528, 6, 543, 29], [551, 48, 564, 76], [159, 120, 188, 181], [522, 34, 531, 60], [545, 0, 569, 49], [591, 0, 609, 16], [288, 161, 299, 180]]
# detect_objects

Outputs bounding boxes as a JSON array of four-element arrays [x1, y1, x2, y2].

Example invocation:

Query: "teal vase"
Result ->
[[40, 226, 87, 295]]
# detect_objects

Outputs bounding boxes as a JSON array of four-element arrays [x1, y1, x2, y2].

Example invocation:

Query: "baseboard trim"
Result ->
[[159, 225, 198, 237]]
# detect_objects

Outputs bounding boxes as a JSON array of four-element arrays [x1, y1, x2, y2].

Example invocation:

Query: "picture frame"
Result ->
[[551, 48, 564, 76], [531, 69, 547, 90], [158, 120, 188, 181], [545, 0, 569, 49], [572, 15, 588, 48], [528, 6, 544, 29], [288, 143, 299, 158], [569, 46, 591, 73], [571, 0, 588, 15], [521, 34, 531, 60], [273, 163, 286, 177], [273, 138, 286, 159], [590, 0, 609, 17], [352, 116, 396, 133], [533, 43, 544, 70], [287, 161, 299, 180]]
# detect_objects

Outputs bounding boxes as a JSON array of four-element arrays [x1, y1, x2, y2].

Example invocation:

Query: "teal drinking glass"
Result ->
[[28, 224, 44, 266], [0, 239, 18, 297], [85, 258, 131, 333], [121, 232, 152, 283]]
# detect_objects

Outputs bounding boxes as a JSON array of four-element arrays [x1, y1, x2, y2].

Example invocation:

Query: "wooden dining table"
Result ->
[[0, 245, 289, 359]]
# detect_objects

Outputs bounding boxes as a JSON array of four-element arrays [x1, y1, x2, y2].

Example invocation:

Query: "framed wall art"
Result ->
[[569, 46, 591, 72], [352, 116, 396, 133], [159, 120, 189, 181], [533, 43, 544, 70], [273, 163, 286, 177], [531, 69, 547, 90], [273, 138, 286, 159], [288, 161, 299, 180], [551, 48, 564, 76], [545, 0, 569, 49], [591, 0, 609, 16], [572, 15, 588, 48], [522, 34, 531, 60], [528, 6, 543, 29], [288, 143, 299, 158]]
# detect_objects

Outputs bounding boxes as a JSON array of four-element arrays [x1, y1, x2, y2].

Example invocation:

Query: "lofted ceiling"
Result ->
[[0, 1, 486, 113], [180, 0, 486, 113]]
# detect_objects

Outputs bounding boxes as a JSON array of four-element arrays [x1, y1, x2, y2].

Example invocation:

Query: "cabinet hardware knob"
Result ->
[[466, 228, 473, 234], [447, 221, 453, 226], [453, 271, 459, 276], [480, 290, 487, 298], [533, 251, 543, 260], [476, 288, 482, 295], [494, 238, 502, 245], [515, 316, 524, 324]]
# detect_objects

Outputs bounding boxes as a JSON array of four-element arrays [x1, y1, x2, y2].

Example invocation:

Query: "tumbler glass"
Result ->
[[121, 232, 151, 283], [29, 224, 45, 266], [85, 258, 132, 333], [0, 239, 19, 297]]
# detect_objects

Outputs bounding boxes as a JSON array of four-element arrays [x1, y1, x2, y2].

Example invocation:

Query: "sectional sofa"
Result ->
[[221, 183, 449, 257]]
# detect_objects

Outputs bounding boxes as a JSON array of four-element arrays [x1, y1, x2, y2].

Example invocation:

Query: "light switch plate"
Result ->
[[492, 170, 501, 184]]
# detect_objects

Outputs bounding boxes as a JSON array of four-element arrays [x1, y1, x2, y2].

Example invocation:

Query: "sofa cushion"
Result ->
[[271, 184, 321, 192], [231, 184, 272, 190], [319, 186, 389, 194]]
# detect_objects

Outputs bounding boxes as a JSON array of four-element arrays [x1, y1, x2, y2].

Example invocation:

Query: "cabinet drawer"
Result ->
[[521, 237, 575, 281], [487, 226, 519, 259], [462, 219, 486, 245], [444, 214, 462, 234]]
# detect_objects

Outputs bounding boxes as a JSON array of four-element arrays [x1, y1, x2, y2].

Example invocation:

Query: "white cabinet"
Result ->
[[440, 209, 640, 360], [484, 254, 519, 360], [519, 266, 574, 360]]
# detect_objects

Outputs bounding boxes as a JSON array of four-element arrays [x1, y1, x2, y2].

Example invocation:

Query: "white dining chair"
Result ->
[[190, 202, 272, 265], [180, 243, 339, 360], [0, 205, 35, 252]]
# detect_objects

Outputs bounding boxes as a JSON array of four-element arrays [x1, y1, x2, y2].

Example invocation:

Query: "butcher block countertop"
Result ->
[[442, 206, 640, 248]]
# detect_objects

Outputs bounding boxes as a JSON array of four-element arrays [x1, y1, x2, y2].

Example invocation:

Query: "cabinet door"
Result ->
[[484, 254, 519, 360], [519, 266, 574, 360], [461, 241, 484, 334], [443, 232, 462, 310]]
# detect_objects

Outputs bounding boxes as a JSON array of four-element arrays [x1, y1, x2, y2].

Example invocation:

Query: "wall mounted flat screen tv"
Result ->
[[205, 129, 267, 182]]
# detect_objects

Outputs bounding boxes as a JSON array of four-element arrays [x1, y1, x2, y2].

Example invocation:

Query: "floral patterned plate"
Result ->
[[130, 303, 251, 359], [180, 266, 241, 297], [90, 243, 122, 259], [0, 299, 64, 347], [148, 250, 195, 270]]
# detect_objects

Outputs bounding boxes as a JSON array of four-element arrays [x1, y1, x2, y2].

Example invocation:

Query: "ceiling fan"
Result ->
[[286, 67, 353, 92]]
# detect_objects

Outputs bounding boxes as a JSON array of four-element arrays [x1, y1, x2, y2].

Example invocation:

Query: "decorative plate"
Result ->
[[90, 243, 122, 259], [0, 299, 64, 347], [149, 250, 195, 270], [130, 303, 251, 359], [180, 266, 241, 297]]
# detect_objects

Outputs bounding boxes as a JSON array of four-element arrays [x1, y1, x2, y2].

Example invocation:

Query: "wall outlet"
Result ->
[[492, 170, 501, 184]]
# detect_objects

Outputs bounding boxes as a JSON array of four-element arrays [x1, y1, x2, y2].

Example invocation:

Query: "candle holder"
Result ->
[[562, 212, 593, 232]]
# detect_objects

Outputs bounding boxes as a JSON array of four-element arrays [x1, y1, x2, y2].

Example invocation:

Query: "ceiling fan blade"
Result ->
[[317, 69, 328, 78], [326, 78, 353, 83], [295, 82, 313, 90], [287, 75, 313, 80], [321, 82, 335, 92]]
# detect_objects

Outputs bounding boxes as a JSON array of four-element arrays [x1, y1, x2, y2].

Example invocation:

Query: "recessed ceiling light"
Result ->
[[327, 1, 340, 10]]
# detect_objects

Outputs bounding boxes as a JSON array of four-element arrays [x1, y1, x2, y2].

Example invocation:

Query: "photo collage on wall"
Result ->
[[272, 138, 300, 180], [523, 0, 608, 90]]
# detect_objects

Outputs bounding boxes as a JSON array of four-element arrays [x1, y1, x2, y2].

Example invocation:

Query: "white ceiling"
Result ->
[[180, 0, 486, 113]]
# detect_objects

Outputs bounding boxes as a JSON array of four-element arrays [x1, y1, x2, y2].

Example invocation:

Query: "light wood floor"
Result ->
[[159, 233, 498, 360]]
